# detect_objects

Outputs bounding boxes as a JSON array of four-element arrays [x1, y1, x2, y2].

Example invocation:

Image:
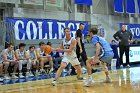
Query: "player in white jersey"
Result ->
[[15, 43, 32, 78], [27, 45, 39, 76], [0, 43, 19, 79], [52, 27, 85, 86]]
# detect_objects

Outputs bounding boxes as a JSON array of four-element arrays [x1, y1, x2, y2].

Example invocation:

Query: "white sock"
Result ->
[[88, 75, 92, 79]]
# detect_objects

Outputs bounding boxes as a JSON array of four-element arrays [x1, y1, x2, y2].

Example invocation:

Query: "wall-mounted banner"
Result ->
[[6, 18, 88, 40], [120, 23, 140, 38]]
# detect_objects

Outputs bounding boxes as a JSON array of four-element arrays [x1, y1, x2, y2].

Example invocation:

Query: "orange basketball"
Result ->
[[44, 45, 52, 54]]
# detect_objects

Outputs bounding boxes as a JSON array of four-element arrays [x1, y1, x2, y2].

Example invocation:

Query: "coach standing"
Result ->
[[113, 25, 133, 68]]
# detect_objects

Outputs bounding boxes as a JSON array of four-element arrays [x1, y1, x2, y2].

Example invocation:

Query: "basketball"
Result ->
[[44, 45, 52, 54]]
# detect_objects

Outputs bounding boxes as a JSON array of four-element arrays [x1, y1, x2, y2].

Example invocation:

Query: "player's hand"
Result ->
[[52, 48, 57, 51], [13, 60, 19, 64], [91, 56, 99, 65], [56, 48, 63, 52], [128, 39, 133, 44], [47, 55, 51, 58]]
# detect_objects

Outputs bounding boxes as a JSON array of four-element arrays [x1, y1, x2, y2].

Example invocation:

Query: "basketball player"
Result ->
[[15, 43, 32, 78], [52, 27, 85, 86], [36, 42, 53, 74], [1, 43, 19, 79], [84, 28, 114, 86], [27, 45, 39, 76]]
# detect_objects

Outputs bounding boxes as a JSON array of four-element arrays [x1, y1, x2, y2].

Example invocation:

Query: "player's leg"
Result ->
[[70, 58, 85, 80], [0, 63, 4, 81], [39, 58, 45, 72], [3, 62, 10, 79], [100, 62, 111, 83], [18, 60, 24, 78], [100, 53, 113, 83], [26, 59, 32, 77], [39, 58, 48, 74], [84, 57, 95, 86], [11, 62, 18, 79], [52, 57, 68, 86], [47, 56, 53, 73]]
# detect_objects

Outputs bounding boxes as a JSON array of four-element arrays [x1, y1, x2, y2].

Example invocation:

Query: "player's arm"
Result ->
[[62, 39, 76, 53], [35, 49, 46, 58], [15, 50, 27, 60], [15, 50, 23, 60], [2, 51, 14, 62], [94, 43, 100, 59], [24, 51, 31, 59], [55, 41, 64, 51], [59, 42, 64, 49], [44, 53, 51, 58], [34, 51, 38, 61], [12, 50, 17, 61]]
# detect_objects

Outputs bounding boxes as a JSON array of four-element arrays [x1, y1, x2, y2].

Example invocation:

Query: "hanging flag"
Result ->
[[114, 0, 124, 13], [74, 0, 92, 6], [126, 0, 136, 13], [137, 0, 140, 13]]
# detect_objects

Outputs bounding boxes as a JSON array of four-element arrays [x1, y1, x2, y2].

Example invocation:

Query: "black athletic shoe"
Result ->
[[92, 69, 97, 73], [77, 77, 86, 80]]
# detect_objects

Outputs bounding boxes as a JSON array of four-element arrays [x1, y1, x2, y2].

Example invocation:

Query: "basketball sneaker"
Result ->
[[19, 73, 24, 78], [29, 71, 34, 77], [49, 68, 54, 74], [104, 77, 112, 83], [77, 76, 86, 80], [84, 78, 94, 87], [0, 77, 3, 81], [4, 74, 11, 80], [11, 73, 18, 79], [52, 80, 57, 86], [35, 70, 40, 76], [126, 64, 130, 68], [40, 69, 46, 74], [120, 65, 123, 68]]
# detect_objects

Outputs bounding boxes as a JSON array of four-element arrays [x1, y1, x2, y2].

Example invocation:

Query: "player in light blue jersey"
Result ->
[[84, 28, 114, 87]]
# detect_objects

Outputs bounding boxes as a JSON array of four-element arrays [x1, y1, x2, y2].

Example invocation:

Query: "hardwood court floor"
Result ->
[[0, 67, 140, 93]]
